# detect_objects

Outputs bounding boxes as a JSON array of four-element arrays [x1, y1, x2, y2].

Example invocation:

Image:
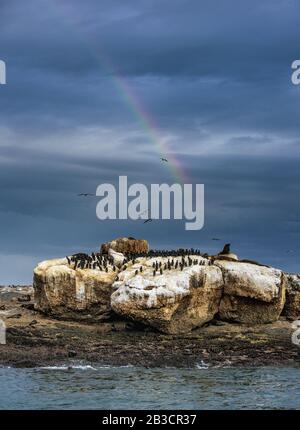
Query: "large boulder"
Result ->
[[282, 273, 300, 320], [111, 256, 223, 334], [215, 260, 286, 324], [33, 258, 117, 321], [101, 237, 149, 255]]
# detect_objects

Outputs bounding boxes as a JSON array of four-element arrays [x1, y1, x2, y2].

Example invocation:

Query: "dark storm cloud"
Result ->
[[0, 0, 300, 282]]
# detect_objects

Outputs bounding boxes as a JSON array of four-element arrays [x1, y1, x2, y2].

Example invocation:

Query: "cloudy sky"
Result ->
[[0, 0, 300, 283]]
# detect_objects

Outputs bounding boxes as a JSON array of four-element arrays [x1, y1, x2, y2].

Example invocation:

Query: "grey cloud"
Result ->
[[0, 0, 300, 282]]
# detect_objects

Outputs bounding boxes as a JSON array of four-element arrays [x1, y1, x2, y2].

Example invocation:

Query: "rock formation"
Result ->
[[216, 260, 286, 324], [32, 239, 296, 333], [111, 255, 223, 334], [100, 237, 149, 255], [33, 257, 117, 321], [283, 273, 300, 320]]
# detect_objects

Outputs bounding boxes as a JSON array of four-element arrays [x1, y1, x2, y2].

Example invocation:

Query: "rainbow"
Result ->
[[50, 1, 189, 184], [95, 54, 189, 184]]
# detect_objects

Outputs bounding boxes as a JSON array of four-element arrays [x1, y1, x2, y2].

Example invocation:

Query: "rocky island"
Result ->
[[0, 237, 299, 368]]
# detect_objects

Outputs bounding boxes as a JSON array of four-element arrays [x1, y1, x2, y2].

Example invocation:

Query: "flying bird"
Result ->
[[77, 193, 94, 197], [160, 157, 168, 162]]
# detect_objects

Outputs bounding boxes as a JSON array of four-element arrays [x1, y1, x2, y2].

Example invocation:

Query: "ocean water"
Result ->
[[0, 365, 299, 410]]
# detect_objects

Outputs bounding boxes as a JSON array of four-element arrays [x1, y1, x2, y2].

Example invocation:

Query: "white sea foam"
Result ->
[[38, 364, 135, 371], [39, 364, 97, 371], [195, 360, 210, 369]]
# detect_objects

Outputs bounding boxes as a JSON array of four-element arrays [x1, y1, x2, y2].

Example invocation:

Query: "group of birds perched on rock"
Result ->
[[150, 255, 212, 277], [123, 248, 206, 261], [66, 252, 117, 272], [66, 245, 230, 274]]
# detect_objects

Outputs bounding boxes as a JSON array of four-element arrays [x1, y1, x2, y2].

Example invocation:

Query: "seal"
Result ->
[[219, 243, 231, 255]]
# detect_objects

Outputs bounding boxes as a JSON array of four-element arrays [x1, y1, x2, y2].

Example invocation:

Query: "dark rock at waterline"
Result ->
[[1, 284, 300, 368]]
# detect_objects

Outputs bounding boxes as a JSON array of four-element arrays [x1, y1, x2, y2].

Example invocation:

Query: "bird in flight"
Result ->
[[160, 157, 168, 162], [77, 193, 94, 197], [143, 218, 152, 224]]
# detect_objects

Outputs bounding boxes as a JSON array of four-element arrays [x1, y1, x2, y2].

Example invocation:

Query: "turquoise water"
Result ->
[[0, 365, 299, 409]]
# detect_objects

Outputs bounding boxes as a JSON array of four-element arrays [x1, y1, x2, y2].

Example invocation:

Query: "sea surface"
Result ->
[[0, 364, 299, 409]]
